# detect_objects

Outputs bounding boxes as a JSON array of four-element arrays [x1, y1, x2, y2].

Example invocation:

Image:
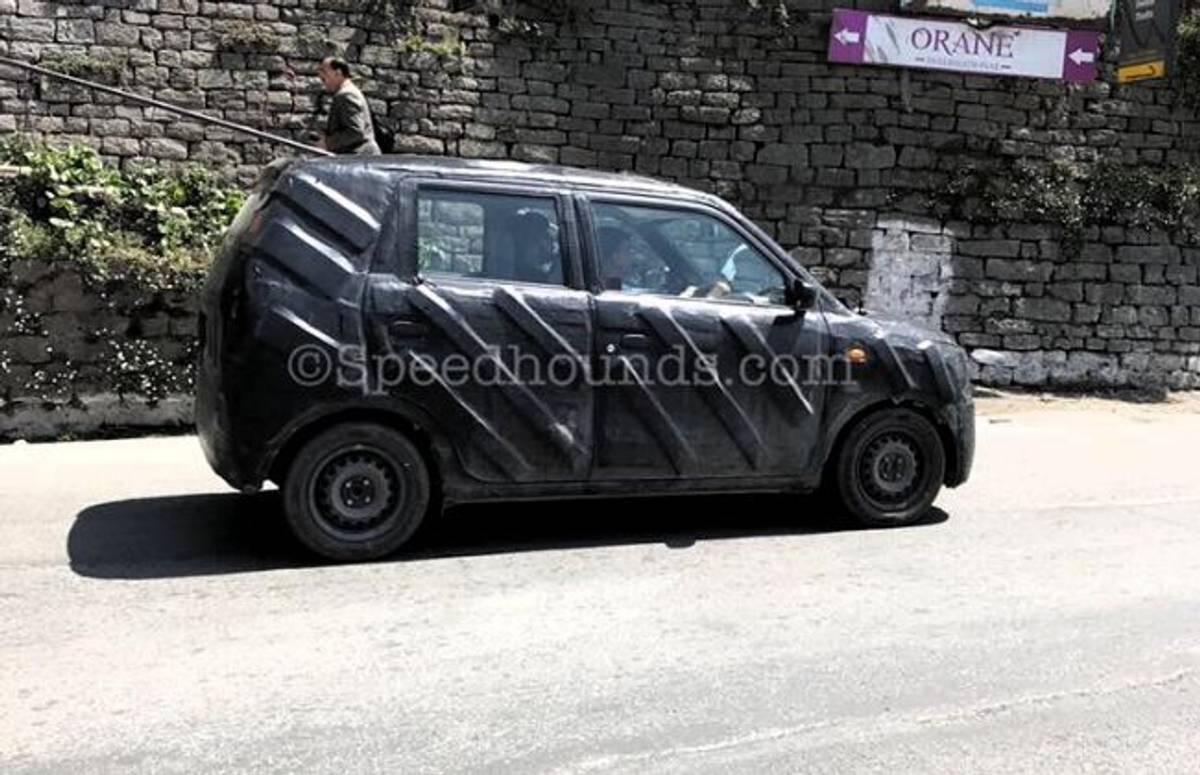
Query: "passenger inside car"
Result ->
[[597, 226, 636, 291], [510, 210, 561, 285]]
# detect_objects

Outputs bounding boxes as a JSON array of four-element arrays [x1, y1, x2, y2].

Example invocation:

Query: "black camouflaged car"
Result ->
[[197, 156, 974, 561]]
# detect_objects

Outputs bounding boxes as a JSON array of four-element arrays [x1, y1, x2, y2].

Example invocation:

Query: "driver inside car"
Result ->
[[598, 225, 731, 298], [597, 226, 637, 291]]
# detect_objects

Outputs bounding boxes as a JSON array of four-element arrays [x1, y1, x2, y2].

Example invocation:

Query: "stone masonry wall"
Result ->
[[3, 0, 1200, 391], [0, 261, 198, 440], [858, 215, 1200, 389]]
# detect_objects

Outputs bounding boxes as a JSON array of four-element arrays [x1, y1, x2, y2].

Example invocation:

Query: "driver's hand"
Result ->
[[706, 280, 732, 299]]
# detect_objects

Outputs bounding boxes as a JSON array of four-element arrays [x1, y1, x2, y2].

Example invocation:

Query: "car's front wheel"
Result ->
[[833, 408, 946, 527], [282, 423, 431, 562]]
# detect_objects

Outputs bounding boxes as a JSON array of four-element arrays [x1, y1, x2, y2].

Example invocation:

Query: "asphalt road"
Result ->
[[3, 397, 1200, 774]]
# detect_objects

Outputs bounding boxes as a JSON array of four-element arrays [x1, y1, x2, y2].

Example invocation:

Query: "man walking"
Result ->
[[316, 57, 381, 155]]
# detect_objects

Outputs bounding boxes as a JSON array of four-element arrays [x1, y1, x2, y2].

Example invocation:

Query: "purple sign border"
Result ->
[[828, 9, 868, 66], [1063, 28, 1101, 82]]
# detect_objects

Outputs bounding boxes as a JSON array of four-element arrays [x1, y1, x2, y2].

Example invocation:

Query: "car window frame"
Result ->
[[396, 177, 585, 291], [576, 192, 800, 309]]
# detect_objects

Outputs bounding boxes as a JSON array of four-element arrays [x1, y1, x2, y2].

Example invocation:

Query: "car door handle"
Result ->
[[389, 320, 431, 338], [619, 334, 651, 350]]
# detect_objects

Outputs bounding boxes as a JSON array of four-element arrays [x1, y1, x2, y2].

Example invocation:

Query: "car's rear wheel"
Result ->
[[833, 408, 946, 527], [283, 423, 431, 562]]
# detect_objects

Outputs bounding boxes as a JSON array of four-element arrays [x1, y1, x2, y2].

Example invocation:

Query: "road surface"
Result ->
[[2, 395, 1199, 773]]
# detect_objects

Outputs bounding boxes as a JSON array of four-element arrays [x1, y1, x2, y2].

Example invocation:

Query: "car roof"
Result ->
[[297, 154, 725, 206]]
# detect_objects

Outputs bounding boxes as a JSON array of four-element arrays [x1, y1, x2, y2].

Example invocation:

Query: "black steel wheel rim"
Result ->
[[309, 446, 405, 542], [858, 431, 923, 509]]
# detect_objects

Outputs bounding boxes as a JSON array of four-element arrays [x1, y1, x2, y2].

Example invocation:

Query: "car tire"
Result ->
[[282, 423, 431, 562], [833, 408, 946, 528]]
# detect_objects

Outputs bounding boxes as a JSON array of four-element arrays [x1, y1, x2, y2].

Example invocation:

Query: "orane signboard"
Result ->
[[827, 8, 1102, 82]]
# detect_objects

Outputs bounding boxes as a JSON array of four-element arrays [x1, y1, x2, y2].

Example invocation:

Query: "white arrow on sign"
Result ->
[[834, 28, 861, 46], [1068, 48, 1096, 65]]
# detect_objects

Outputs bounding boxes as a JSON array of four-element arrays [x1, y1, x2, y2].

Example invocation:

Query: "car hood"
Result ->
[[861, 314, 959, 349]]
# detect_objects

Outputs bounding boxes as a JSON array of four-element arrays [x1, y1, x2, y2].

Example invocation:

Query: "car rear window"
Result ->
[[416, 189, 566, 287]]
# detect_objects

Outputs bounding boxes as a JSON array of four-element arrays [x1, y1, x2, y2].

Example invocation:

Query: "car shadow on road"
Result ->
[[68, 491, 949, 580]]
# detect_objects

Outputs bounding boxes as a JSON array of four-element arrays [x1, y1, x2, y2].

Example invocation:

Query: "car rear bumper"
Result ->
[[196, 355, 263, 493], [944, 397, 975, 488]]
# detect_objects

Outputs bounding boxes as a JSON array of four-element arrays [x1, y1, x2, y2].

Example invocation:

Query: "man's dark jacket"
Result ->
[[325, 81, 381, 155]]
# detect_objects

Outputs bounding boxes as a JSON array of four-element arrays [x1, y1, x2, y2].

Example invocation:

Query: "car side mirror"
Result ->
[[786, 277, 818, 310]]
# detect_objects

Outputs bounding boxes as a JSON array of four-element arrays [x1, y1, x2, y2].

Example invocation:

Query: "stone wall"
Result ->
[[0, 261, 198, 440], [854, 215, 1200, 389], [3, 0, 1200, 391]]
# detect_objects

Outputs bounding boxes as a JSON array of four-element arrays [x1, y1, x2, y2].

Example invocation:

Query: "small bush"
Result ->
[[1176, 10, 1200, 109], [215, 23, 283, 53], [939, 157, 1200, 244], [0, 138, 245, 292], [40, 53, 128, 86], [398, 29, 467, 59]]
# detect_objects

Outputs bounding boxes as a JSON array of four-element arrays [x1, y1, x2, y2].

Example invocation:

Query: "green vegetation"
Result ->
[[399, 28, 467, 59], [40, 53, 128, 86], [938, 158, 1200, 245], [295, 28, 340, 59], [214, 23, 283, 53], [741, 0, 791, 26], [0, 139, 245, 292], [1176, 10, 1200, 108]]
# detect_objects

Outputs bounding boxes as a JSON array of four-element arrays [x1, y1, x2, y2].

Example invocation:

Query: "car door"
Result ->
[[365, 179, 595, 484], [580, 196, 830, 482]]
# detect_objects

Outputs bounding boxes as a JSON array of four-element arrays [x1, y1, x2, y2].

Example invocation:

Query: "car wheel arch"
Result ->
[[265, 404, 449, 502], [820, 399, 960, 489]]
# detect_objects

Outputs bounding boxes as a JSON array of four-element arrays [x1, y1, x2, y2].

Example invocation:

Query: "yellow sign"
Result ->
[[1117, 60, 1167, 83]]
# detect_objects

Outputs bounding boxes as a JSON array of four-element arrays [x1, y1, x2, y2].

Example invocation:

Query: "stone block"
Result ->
[[959, 240, 1023, 258], [1115, 245, 1180, 264], [825, 248, 862, 268], [986, 259, 1053, 282], [757, 143, 804, 166], [971, 349, 1019, 369], [911, 234, 954, 253], [143, 137, 188, 160], [876, 214, 942, 234], [845, 143, 896, 169], [196, 68, 232, 89], [56, 19, 95, 43], [1015, 297, 1072, 322], [11, 19, 56, 43], [1048, 281, 1084, 302], [1139, 306, 1170, 327], [1108, 264, 1141, 283], [809, 144, 844, 167], [5, 336, 53, 364], [1127, 285, 1176, 305], [1056, 263, 1107, 281], [1079, 243, 1113, 262]]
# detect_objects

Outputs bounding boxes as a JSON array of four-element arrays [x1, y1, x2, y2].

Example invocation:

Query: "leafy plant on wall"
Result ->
[[0, 139, 244, 292], [1175, 9, 1200, 107], [937, 156, 1200, 252], [0, 141, 245, 406]]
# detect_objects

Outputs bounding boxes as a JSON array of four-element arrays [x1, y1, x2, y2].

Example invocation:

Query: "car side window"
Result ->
[[416, 189, 565, 286], [591, 203, 788, 306], [592, 209, 675, 294]]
